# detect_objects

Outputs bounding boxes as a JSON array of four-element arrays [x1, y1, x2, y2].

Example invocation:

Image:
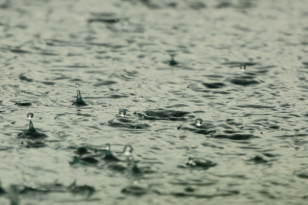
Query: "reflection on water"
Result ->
[[1, 0, 308, 204]]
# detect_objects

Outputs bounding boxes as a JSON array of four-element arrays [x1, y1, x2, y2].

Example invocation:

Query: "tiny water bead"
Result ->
[[27, 113, 34, 119], [240, 63, 246, 71], [119, 109, 127, 117], [195, 118, 203, 126], [75, 83, 79, 88]]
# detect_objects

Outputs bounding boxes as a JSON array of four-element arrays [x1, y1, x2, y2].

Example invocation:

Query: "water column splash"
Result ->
[[169, 54, 178, 66], [28, 120, 36, 132], [195, 118, 203, 126], [73, 90, 87, 106], [123, 145, 142, 174], [27, 113, 36, 131], [17, 114, 48, 139], [102, 144, 120, 161]]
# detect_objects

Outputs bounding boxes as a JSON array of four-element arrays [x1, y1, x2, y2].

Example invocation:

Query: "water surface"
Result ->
[[1, 0, 308, 204]]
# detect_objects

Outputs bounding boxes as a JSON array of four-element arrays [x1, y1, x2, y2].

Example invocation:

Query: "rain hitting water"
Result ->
[[1, 0, 308, 204]]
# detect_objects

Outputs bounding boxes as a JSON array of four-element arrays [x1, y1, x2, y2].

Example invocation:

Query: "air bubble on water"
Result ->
[[119, 109, 127, 117], [75, 83, 79, 88], [195, 118, 203, 126], [240, 64, 246, 71], [27, 113, 34, 119]]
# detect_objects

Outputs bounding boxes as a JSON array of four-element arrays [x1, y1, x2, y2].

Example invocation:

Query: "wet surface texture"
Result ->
[[1, 0, 308, 204]]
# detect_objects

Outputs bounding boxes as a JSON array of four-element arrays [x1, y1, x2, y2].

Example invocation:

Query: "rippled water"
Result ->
[[1, 0, 308, 204]]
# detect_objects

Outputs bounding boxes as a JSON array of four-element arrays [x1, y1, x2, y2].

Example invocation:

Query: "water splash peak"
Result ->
[[169, 55, 178, 66], [73, 90, 87, 106], [28, 120, 36, 132], [103, 144, 120, 161], [18, 116, 48, 139]]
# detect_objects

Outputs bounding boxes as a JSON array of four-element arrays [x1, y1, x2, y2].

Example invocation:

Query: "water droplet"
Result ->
[[27, 113, 34, 119], [195, 118, 203, 126], [123, 145, 133, 156], [139, 96, 143, 99], [105, 143, 111, 150], [119, 109, 127, 117], [240, 64, 246, 71], [75, 83, 79, 88]]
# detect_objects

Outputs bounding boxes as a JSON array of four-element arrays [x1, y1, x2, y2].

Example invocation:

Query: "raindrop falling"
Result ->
[[75, 83, 79, 88], [195, 118, 203, 126], [27, 113, 34, 119], [119, 109, 127, 117], [240, 64, 246, 71]]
